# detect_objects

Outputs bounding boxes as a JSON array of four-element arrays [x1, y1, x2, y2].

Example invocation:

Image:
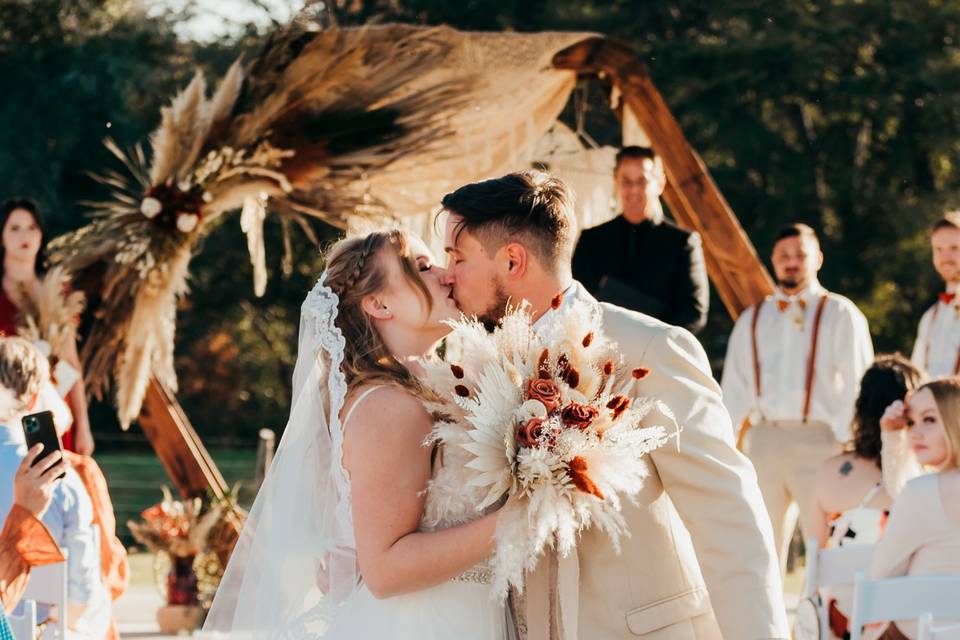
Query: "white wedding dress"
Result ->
[[203, 277, 511, 640], [319, 386, 511, 640]]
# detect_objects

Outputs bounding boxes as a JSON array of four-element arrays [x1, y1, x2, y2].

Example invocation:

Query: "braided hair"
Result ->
[[322, 229, 434, 398]]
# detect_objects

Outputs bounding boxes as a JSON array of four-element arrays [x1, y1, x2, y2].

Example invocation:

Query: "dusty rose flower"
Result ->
[[568, 456, 604, 499], [561, 402, 598, 430], [526, 378, 561, 413], [516, 417, 546, 448]]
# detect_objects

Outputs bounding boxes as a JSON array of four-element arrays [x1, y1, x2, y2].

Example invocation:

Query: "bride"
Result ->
[[203, 229, 513, 639]]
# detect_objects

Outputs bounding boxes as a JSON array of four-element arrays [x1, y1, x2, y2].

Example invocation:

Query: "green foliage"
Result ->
[[6, 0, 960, 441]]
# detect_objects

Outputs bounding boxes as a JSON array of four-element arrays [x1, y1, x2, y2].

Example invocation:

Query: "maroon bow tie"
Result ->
[[940, 292, 956, 305]]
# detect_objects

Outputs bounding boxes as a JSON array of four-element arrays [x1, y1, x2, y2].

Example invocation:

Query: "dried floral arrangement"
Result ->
[[128, 486, 246, 607], [422, 296, 678, 598], [47, 24, 468, 427]]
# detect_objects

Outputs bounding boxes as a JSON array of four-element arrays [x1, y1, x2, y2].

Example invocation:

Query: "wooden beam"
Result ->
[[553, 37, 775, 318], [138, 376, 228, 499]]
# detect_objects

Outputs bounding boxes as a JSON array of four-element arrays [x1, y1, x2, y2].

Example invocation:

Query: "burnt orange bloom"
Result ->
[[568, 456, 604, 499]]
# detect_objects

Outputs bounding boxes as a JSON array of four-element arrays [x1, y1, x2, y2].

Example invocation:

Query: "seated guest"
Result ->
[[0, 337, 110, 639], [866, 378, 960, 640], [572, 146, 710, 333], [807, 355, 923, 638], [1, 445, 65, 612]]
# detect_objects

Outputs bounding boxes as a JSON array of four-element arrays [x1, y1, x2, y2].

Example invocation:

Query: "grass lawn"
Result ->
[[97, 449, 258, 545]]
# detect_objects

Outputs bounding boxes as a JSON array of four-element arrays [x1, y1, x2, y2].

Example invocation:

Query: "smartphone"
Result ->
[[21, 410, 66, 480]]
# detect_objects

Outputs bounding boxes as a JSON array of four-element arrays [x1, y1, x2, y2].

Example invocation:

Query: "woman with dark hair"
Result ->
[[0, 199, 94, 454], [805, 354, 923, 638]]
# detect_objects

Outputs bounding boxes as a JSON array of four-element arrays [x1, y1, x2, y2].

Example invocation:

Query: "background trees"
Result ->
[[4, 0, 959, 441]]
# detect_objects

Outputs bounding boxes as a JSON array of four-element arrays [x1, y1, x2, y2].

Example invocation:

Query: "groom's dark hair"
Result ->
[[440, 170, 576, 272]]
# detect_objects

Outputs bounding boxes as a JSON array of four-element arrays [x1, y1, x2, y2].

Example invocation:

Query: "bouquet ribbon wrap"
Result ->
[[523, 547, 580, 640]]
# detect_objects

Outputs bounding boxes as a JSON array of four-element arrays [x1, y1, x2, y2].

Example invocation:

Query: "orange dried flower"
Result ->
[[632, 367, 650, 380], [568, 456, 604, 499], [603, 361, 615, 376], [551, 293, 564, 309], [450, 364, 465, 379], [582, 332, 594, 348], [606, 395, 631, 420], [564, 367, 581, 389]]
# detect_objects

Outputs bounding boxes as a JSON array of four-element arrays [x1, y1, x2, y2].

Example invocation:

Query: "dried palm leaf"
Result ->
[[15, 267, 87, 361], [49, 23, 473, 428]]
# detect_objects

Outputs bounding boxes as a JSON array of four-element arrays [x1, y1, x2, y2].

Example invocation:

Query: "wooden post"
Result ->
[[254, 428, 276, 490], [138, 376, 228, 499], [553, 37, 775, 318]]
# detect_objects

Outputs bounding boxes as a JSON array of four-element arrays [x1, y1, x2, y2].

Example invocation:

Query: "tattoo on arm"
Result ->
[[839, 460, 854, 476]]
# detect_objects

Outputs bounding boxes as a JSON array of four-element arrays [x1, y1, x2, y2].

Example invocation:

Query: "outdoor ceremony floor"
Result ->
[[113, 552, 802, 639]]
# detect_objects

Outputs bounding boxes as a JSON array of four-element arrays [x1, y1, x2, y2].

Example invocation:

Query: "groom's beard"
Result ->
[[476, 281, 511, 332]]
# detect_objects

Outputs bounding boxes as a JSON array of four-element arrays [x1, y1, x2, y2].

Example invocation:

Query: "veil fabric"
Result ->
[[202, 275, 359, 638]]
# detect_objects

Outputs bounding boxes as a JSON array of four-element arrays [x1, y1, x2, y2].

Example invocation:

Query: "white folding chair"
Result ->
[[799, 538, 877, 640], [8, 599, 36, 640], [21, 551, 68, 640], [850, 572, 960, 640], [919, 617, 960, 640]]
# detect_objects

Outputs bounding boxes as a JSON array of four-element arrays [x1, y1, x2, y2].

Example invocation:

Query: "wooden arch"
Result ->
[[141, 34, 776, 498]]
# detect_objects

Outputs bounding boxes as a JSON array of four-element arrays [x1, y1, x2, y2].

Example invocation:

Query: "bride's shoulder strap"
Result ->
[[342, 385, 388, 430]]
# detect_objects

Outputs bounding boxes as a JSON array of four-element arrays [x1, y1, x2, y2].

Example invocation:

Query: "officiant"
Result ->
[[572, 146, 709, 334]]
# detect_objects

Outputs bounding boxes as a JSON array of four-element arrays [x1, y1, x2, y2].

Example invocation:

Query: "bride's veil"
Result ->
[[203, 274, 359, 638]]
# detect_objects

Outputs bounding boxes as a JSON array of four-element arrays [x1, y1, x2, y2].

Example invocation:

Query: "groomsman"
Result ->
[[911, 211, 960, 378], [721, 223, 874, 573]]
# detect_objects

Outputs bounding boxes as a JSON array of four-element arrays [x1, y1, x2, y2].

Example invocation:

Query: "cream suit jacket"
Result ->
[[527, 283, 788, 640]]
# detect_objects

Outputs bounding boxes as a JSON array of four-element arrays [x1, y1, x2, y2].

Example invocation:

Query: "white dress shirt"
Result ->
[[910, 283, 960, 378], [721, 280, 874, 442]]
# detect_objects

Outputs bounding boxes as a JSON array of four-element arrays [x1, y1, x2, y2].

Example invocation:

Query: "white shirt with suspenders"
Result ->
[[721, 280, 874, 571], [911, 284, 960, 378], [721, 280, 875, 444]]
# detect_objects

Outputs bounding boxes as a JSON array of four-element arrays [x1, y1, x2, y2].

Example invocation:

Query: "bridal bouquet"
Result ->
[[423, 294, 677, 598]]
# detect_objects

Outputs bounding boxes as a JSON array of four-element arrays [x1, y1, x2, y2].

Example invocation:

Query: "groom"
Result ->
[[440, 171, 787, 639]]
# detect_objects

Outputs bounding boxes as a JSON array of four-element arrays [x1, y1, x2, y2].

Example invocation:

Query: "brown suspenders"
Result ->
[[750, 294, 830, 423], [924, 303, 960, 375]]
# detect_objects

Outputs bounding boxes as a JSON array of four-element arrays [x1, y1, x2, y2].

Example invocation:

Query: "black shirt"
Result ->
[[572, 215, 709, 334]]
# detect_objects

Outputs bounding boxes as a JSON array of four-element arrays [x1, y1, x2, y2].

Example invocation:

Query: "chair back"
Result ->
[[8, 600, 36, 640], [21, 552, 68, 640], [850, 573, 960, 640], [802, 538, 877, 640]]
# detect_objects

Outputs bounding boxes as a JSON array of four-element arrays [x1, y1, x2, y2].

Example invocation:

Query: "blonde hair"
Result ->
[[0, 337, 48, 413], [323, 229, 433, 397], [920, 377, 960, 469]]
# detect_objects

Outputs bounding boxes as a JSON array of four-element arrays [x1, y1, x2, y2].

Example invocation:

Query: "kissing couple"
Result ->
[[203, 171, 789, 640]]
